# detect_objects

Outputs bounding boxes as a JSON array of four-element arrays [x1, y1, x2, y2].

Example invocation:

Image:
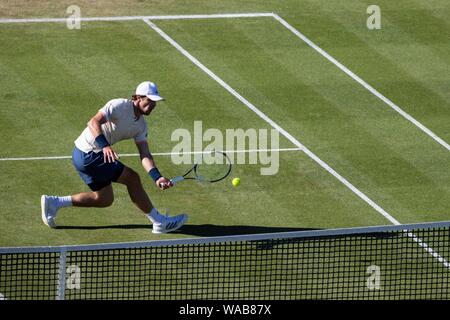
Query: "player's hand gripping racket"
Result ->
[[163, 151, 232, 186]]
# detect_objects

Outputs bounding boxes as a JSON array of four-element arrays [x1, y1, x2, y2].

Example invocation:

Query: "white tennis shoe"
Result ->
[[41, 195, 58, 228], [152, 213, 188, 234]]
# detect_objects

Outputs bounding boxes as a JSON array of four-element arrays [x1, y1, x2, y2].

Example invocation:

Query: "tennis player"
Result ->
[[41, 81, 187, 234]]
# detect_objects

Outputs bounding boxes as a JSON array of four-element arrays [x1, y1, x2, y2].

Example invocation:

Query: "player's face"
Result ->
[[138, 97, 157, 115]]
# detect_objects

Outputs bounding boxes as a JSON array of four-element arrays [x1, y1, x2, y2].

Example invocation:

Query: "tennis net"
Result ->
[[0, 221, 449, 300]]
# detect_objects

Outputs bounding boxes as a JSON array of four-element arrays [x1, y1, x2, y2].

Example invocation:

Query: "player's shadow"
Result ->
[[172, 224, 318, 237], [56, 224, 318, 236], [56, 224, 152, 230]]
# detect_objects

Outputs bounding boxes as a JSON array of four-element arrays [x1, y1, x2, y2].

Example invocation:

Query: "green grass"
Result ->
[[1, 0, 450, 301], [0, 1, 449, 249]]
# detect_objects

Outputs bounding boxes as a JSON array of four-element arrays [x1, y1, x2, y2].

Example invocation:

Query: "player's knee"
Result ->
[[102, 196, 114, 207], [117, 167, 143, 187], [127, 168, 141, 185], [95, 192, 114, 207]]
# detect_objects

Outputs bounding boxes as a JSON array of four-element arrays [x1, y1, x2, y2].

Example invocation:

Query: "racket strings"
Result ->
[[194, 152, 232, 182]]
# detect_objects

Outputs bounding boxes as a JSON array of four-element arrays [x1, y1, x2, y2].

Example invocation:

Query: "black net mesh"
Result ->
[[1, 225, 449, 300]]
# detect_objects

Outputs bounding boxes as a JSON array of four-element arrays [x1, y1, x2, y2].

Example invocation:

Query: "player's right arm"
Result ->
[[87, 111, 118, 163]]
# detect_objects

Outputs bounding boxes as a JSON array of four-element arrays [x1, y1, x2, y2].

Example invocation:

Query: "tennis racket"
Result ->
[[165, 151, 232, 186]]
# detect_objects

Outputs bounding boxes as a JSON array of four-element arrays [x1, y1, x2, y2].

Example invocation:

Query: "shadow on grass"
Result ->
[[56, 224, 152, 230], [56, 224, 319, 237], [180, 224, 319, 237]]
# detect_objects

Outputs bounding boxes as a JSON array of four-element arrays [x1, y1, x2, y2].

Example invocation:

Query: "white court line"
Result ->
[[144, 18, 401, 226], [1, 12, 448, 269], [0, 13, 273, 24], [145, 19, 305, 162], [0, 147, 302, 161], [272, 14, 450, 152], [1, 13, 446, 149], [407, 231, 450, 268], [145, 18, 450, 270]]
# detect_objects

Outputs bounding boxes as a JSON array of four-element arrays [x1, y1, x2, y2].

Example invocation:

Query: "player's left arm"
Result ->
[[135, 141, 173, 190]]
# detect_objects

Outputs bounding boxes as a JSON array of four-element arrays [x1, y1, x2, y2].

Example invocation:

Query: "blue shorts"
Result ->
[[72, 146, 125, 191]]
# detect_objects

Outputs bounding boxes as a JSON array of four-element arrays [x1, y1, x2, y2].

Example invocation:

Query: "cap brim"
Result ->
[[147, 95, 164, 102]]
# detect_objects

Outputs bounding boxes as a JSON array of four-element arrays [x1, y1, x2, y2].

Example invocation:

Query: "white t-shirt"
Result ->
[[74, 99, 148, 153]]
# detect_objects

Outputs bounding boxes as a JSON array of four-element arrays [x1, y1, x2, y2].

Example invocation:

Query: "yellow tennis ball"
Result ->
[[232, 177, 240, 187]]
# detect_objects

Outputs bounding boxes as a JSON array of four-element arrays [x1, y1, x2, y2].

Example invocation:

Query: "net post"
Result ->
[[56, 248, 67, 300]]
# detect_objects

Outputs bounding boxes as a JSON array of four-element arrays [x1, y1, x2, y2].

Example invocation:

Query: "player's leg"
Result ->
[[115, 166, 187, 234], [71, 184, 114, 208], [115, 166, 152, 213], [41, 185, 114, 228], [41, 147, 120, 228]]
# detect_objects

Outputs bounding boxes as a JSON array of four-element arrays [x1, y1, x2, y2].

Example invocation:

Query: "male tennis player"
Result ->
[[41, 81, 187, 234]]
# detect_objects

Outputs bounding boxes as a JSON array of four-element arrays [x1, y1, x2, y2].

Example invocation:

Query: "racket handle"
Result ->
[[170, 176, 184, 184], [158, 176, 184, 188]]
